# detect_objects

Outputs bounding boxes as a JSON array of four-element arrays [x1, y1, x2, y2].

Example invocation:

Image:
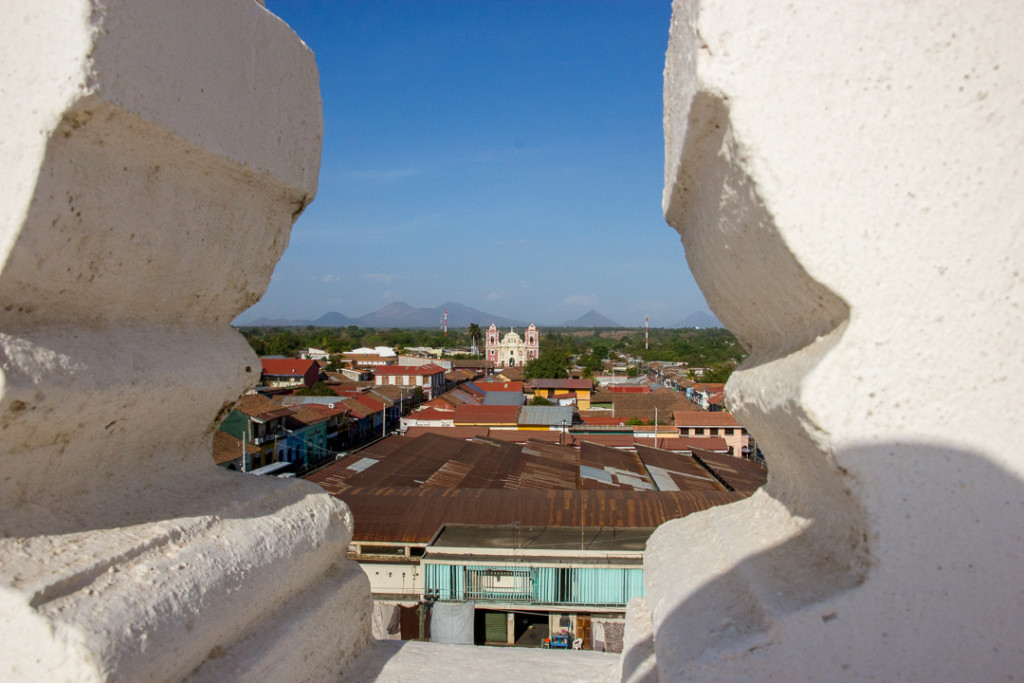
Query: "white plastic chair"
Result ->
[[572, 638, 583, 650]]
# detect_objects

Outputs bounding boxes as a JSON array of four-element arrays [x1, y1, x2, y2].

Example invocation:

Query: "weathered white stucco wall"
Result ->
[[624, 1, 1024, 680], [6, 1, 1021, 681], [0, 1, 370, 680]]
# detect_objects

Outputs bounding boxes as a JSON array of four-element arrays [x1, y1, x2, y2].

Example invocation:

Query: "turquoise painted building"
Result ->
[[424, 562, 644, 607]]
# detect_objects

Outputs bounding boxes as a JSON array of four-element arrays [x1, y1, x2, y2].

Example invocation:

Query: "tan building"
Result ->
[[530, 378, 594, 410], [672, 411, 749, 459]]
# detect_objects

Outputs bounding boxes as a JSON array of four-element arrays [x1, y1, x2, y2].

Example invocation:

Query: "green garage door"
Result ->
[[484, 612, 506, 644]]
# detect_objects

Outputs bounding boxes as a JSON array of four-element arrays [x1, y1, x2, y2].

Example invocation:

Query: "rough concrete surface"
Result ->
[[631, 0, 1024, 680]]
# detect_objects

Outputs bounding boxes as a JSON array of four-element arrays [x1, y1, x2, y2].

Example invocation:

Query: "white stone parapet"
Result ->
[[5, 1, 1023, 680], [0, 1, 369, 680], [629, 0, 1024, 680]]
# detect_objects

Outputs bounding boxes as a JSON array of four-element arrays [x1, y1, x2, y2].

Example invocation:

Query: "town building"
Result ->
[[219, 393, 294, 468], [530, 378, 594, 410], [485, 323, 539, 367], [672, 411, 749, 459], [343, 345, 398, 369], [259, 357, 321, 388], [212, 429, 260, 471], [306, 433, 761, 648], [373, 363, 446, 400]]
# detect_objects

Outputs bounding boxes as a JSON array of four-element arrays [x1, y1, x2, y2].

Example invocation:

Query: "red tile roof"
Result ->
[[453, 404, 520, 424], [354, 394, 385, 413], [260, 358, 318, 377], [405, 408, 455, 422], [633, 425, 680, 434], [529, 379, 593, 390], [373, 363, 446, 376], [337, 398, 373, 419], [673, 411, 741, 427], [476, 381, 524, 392], [287, 405, 330, 426], [212, 429, 259, 465], [579, 415, 625, 426], [425, 396, 458, 411], [233, 393, 292, 419], [302, 403, 348, 419]]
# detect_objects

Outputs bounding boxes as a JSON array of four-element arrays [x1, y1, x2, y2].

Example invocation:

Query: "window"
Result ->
[[694, 428, 705, 435]]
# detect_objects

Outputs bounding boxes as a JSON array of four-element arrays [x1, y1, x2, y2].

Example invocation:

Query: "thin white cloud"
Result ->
[[316, 274, 342, 283], [362, 273, 395, 283]]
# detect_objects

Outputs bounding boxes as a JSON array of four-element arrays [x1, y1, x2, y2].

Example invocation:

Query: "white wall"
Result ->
[[625, 1, 1024, 680]]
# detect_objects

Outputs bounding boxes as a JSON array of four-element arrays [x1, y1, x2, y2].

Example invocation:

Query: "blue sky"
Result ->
[[241, 0, 711, 327]]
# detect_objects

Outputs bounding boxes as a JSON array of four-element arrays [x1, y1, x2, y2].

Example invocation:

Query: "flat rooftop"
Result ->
[[430, 524, 652, 553]]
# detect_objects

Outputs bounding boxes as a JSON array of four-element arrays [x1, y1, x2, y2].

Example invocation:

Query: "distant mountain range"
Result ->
[[242, 301, 722, 329], [245, 301, 529, 329], [562, 309, 622, 328], [671, 310, 722, 328]]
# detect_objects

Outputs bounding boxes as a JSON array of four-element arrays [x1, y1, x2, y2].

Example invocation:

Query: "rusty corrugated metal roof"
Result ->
[[634, 444, 726, 493], [305, 433, 756, 543], [691, 448, 768, 492], [341, 487, 745, 543]]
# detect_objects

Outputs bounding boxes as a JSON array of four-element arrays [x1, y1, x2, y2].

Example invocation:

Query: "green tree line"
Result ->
[[237, 324, 746, 380]]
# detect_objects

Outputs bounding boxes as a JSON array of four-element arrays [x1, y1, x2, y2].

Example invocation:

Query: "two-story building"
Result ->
[[373, 363, 446, 400], [259, 357, 321, 389], [672, 411, 749, 459], [218, 393, 294, 468], [529, 379, 594, 410]]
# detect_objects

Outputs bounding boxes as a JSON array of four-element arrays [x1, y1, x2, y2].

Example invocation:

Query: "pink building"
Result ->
[[485, 323, 539, 367], [672, 411, 750, 459]]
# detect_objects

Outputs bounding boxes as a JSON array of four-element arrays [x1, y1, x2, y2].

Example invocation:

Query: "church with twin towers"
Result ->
[[485, 322, 539, 367]]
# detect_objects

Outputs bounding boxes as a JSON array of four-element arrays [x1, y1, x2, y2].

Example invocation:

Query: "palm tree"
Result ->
[[468, 322, 482, 356]]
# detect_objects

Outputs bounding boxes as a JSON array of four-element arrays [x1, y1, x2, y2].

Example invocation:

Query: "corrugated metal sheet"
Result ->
[[338, 487, 744, 543], [422, 460, 473, 488], [691, 448, 767, 492], [634, 444, 725, 493], [579, 441, 647, 476], [580, 465, 613, 484], [454, 404, 520, 424], [518, 405, 573, 427], [305, 432, 752, 544], [482, 392, 526, 406], [404, 426, 488, 440]]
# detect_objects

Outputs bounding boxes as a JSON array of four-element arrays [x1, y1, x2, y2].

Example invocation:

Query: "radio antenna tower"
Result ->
[[443, 308, 448, 338]]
